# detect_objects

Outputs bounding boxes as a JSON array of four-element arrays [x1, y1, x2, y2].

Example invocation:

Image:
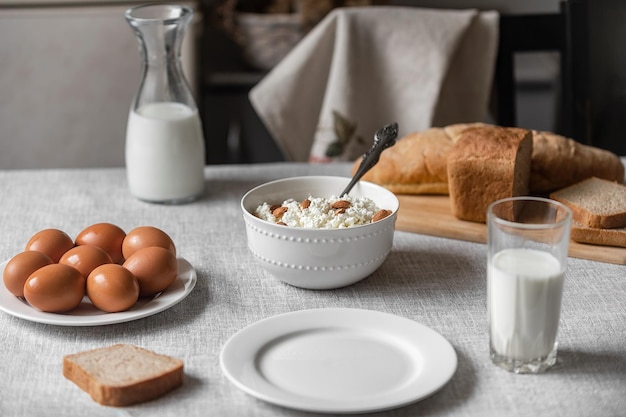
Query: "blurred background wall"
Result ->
[[0, 0, 563, 169]]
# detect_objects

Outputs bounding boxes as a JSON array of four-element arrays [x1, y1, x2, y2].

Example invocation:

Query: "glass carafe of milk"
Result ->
[[124, 4, 205, 204]]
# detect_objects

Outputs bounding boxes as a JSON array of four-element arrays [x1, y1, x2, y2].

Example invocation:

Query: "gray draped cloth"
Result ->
[[250, 6, 499, 162]]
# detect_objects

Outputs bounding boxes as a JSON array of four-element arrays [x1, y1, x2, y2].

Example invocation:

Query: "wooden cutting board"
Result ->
[[395, 194, 626, 265]]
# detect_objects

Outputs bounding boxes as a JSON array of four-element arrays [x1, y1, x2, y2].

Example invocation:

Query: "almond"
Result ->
[[269, 204, 281, 212], [300, 199, 311, 209], [331, 200, 351, 210], [372, 209, 392, 222], [272, 206, 288, 219]]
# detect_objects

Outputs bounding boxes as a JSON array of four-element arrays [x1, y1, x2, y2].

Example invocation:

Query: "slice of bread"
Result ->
[[550, 177, 626, 229], [570, 222, 626, 247], [63, 344, 183, 407], [447, 125, 533, 223]]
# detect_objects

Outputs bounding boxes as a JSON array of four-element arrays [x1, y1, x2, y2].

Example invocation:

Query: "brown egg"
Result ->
[[123, 246, 178, 297], [122, 226, 176, 260], [75, 223, 126, 264], [86, 264, 139, 313], [23, 264, 85, 313], [25, 228, 74, 262], [3, 251, 53, 297], [59, 245, 113, 278]]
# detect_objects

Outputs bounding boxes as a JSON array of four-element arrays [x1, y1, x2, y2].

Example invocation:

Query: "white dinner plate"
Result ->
[[220, 308, 457, 414], [0, 258, 196, 326]]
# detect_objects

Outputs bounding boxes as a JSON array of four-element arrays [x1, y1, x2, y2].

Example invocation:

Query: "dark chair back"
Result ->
[[494, 12, 566, 131], [496, 0, 626, 155]]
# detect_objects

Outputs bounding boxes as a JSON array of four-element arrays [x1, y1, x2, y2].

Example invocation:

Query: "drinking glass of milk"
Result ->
[[487, 196, 572, 373], [124, 4, 205, 204]]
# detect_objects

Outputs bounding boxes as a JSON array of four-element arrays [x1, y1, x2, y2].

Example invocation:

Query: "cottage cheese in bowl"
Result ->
[[241, 176, 399, 289], [254, 195, 392, 229]]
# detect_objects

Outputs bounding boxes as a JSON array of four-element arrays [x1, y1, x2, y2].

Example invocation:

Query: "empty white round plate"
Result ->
[[0, 258, 196, 326], [220, 308, 457, 414]]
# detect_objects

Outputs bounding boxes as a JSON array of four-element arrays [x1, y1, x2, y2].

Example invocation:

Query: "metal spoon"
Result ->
[[340, 122, 398, 196]]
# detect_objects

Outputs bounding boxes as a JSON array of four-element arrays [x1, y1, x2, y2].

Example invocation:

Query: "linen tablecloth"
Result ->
[[0, 163, 624, 417]]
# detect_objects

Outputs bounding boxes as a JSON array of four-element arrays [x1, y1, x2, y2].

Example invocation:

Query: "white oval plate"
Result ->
[[220, 308, 457, 414], [0, 258, 196, 326]]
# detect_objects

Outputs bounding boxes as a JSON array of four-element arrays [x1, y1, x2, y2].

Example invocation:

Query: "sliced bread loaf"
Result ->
[[447, 125, 533, 223], [549, 177, 626, 229], [63, 344, 183, 406], [351, 123, 624, 196]]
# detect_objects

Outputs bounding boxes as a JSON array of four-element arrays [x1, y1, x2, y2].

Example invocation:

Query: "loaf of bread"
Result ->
[[352, 127, 456, 194], [353, 123, 624, 195], [63, 344, 184, 406], [531, 131, 624, 193], [447, 125, 533, 222], [355, 123, 480, 194], [549, 177, 626, 229]]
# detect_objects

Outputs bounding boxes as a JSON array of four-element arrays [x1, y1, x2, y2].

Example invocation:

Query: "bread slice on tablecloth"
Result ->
[[550, 177, 626, 229], [63, 344, 183, 407]]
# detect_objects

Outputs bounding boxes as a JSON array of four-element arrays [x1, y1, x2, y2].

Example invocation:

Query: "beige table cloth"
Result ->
[[0, 163, 624, 417]]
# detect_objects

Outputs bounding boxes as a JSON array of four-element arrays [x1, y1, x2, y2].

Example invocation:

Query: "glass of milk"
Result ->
[[487, 196, 572, 373]]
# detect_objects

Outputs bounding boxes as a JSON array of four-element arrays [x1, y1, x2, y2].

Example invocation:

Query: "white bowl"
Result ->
[[240, 176, 399, 289]]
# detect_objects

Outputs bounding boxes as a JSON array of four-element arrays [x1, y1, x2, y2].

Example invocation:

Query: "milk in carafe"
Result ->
[[125, 102, 205, 203]]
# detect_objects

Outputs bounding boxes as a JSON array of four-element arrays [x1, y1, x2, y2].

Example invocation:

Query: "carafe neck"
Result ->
[[125, 4, 196, 111]]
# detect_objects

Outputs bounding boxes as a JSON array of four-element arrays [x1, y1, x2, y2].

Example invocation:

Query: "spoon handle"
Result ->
[[340, 122, 398, 196]]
